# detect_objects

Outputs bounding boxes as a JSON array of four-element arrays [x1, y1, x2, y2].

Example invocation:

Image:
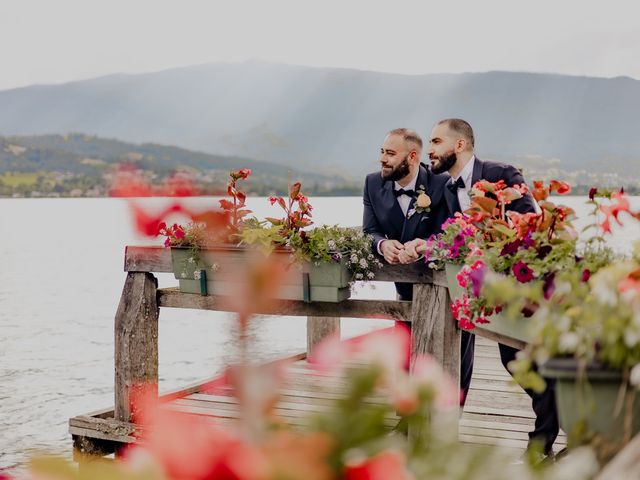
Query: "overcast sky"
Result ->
[[1, 0, 638, 91]]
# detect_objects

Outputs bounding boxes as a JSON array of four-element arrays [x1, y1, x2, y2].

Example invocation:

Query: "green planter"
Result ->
[[540, 358, 640, 444], [444, 263, 533, 343], [171, 246, 351, 302]]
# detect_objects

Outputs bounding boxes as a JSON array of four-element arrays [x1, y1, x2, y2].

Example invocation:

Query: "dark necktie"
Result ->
[[447, 176, 466, 194], [393, 188, 416, 198], [447, 177, 465, 213]]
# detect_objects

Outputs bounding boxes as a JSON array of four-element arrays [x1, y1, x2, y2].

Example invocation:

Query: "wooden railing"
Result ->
[[115, 246, 525, 424]]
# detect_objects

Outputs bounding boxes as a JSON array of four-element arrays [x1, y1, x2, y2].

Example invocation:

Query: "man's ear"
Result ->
[[455, 139, 467, 153]]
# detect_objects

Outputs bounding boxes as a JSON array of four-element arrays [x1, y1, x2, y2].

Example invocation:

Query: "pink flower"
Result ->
[[344, 450, 415, 480], [512, 261, 534, 283]]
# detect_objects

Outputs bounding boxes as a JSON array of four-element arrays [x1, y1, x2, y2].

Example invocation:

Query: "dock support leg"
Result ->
[[307, 316, 340, 356], [114, 272, 159, 423]]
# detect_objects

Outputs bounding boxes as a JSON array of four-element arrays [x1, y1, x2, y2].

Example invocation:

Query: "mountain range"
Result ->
[[1, 60, 639, 180]]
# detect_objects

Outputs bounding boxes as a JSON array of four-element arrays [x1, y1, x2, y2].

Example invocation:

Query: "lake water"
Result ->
[[1, 196, 639, 471]]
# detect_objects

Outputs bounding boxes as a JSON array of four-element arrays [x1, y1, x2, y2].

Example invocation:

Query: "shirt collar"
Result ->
[[453, 155, 475, 188], [394, 169, 419, 191]]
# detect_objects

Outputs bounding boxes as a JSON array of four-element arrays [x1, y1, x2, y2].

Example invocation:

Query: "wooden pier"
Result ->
[[69, 246, 566, 457]]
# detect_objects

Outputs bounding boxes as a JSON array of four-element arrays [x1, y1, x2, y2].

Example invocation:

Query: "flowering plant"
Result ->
[[411, 184, 431, 216], [19, 326, 593, 480], [482, 191, 640, 383], [440, 179, 581, 330]]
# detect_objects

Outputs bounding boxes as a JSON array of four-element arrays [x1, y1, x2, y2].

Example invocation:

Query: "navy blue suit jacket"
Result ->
[[443, 158, 537, 216], [362, 163, 450, 300]]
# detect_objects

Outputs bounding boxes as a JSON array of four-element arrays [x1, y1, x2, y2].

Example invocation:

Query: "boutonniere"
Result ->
[[414, 184, 432, 214]]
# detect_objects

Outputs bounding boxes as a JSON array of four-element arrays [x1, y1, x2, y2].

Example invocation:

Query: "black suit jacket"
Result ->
[[363, 163, 450, 299], [443, 158, 537, 216]]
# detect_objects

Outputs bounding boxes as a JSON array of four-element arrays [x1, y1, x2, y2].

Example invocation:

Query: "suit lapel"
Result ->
[[381, 179, 405, 239], [471, 157, 484, 188]]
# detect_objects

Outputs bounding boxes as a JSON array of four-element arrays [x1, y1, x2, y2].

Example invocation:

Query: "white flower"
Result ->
[[350, 254, 358, 264], [368, 254, 374, 260], [359, 258, 368, 268], [428, 262, 436, 269], [624, 328, 640, 348], [631, 364, 640, 388], [180, 272, 187, 278], [556, 315, 572, 333], [210, 263, 220, 272], [355, 273, 363, 280], [558, 332, 579, 352], [327, 240, 337, 250], [187, 256, 195, 264], [193, 270, 201, 280], [367, 271, 375, 279]]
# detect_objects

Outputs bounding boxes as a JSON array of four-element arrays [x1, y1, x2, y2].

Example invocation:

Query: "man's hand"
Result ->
[[380, 239, 404, 264], [398, 239, 424, 264]]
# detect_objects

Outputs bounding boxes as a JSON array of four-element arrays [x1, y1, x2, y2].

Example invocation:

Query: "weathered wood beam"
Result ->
[[410, 283, 460, 385], [115, 272, 159, 423], [123, 246, 447, 285], [472, 327, 526, 351], [158, 288, 412, 321], [307, 317, 340, 355]]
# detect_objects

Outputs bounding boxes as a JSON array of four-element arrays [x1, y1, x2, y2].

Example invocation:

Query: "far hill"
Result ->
[[1, 61, 639, 181], [0, 134, 358, 197]]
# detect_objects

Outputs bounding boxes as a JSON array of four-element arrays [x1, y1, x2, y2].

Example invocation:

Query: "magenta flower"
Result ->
[[588, 187, 598, 200], [468, 263, 487, 297], [542, 272, 556, 300], [512, 261, 535, 283], [500, 239, 521, 257], [582, 269, 591, 282]]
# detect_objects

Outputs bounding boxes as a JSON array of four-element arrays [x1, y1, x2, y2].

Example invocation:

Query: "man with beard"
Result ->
[[402, 118, 559, 458], [363, 128, 477, 403]]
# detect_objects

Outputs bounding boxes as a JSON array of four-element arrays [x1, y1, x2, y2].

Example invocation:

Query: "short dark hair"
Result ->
[[388, 128, 423, 151], [437, 118, 475, 149]]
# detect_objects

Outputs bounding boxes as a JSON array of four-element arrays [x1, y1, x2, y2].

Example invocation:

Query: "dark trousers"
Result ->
[[498, 343, 560, 454]]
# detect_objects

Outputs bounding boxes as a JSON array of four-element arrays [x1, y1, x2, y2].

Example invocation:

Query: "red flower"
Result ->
[[344, 450, 414, 480], [532, 180, 549, 202], [588, 187, 598, 200], [582, 269, 591, 282], [512, 261, 535, 283], [549, 180, 571, 195]]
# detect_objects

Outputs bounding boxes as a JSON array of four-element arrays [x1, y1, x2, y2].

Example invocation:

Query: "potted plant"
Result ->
[[160, 169, 382, 302], [481, 189, 640, 461], [420, 179, 576, 342]]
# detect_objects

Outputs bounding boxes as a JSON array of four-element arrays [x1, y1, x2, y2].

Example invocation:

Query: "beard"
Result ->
[[430, 150, 457, 174], [381, 155, 411, 182]]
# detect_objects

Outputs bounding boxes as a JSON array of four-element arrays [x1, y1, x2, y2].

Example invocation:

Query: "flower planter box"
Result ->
[[540, 358, 640, 443], [444, 263, 533, 343], [171, 246, 351, 302]]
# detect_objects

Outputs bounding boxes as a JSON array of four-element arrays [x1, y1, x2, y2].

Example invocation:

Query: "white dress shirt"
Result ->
[[452, 156, 475, 212], [377, 171, 419, 254]]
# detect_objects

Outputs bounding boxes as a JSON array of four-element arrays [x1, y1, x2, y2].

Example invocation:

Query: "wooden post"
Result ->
[[409, 283, 460, 385], [114, 272, 159, 423], [307, 316, 340, 355]]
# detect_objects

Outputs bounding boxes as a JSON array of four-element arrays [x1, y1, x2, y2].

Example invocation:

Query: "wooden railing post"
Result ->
[[114, 272, 159, 422], [307, 316, 340, 355], [409, 282, 460, 386]]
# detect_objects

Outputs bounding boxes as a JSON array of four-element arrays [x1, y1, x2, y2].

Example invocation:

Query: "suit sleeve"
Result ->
[[362, 177, 387, 253], [503, 165, 538, 214]]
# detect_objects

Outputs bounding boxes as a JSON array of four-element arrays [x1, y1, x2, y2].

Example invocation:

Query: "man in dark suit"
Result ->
[[362, 128, 476, 405], [405, 118, 559, 457]]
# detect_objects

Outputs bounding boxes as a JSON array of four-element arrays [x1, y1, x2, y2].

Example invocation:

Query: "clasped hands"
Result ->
[[380, 239, 427, 264]]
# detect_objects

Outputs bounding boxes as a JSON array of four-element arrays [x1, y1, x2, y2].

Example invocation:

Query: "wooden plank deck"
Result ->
[[70, 335, 566, 454]]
